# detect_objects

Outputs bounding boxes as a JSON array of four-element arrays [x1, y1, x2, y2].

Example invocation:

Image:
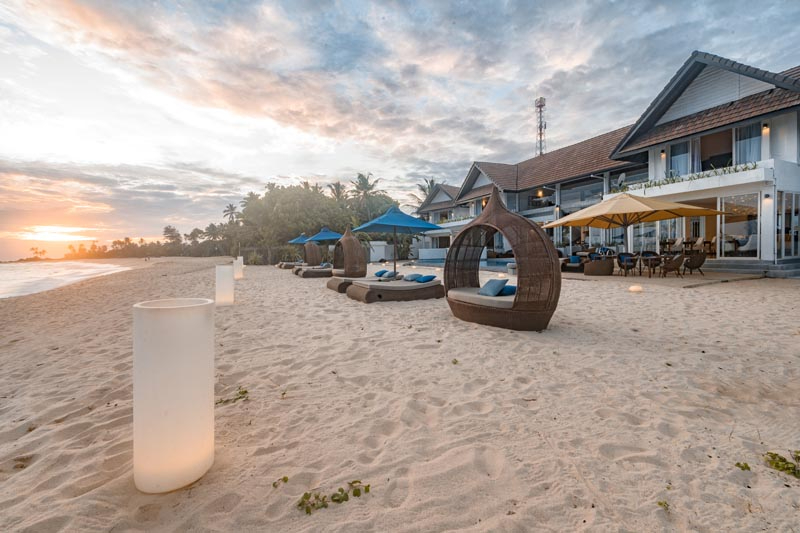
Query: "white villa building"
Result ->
[[416, 51, 800, 276]]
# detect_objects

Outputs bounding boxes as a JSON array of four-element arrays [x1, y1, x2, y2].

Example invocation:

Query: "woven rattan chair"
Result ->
[[683, 251, 706, 275], [583, 256, 614, 276], [327, 228, 368, 292], [616, 253, 638, 276], [660, 253, 685, 277], [443, 187, 561, 331]]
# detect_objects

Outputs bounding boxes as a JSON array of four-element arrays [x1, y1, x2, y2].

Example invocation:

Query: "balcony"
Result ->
[[436, 216, 475, 228], [610, 160, 781, 198]]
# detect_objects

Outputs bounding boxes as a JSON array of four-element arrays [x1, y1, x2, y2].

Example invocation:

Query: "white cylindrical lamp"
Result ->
[[234, 257, 244, 280], [133, 298, 215, 493], [215, 265, 234, 306]]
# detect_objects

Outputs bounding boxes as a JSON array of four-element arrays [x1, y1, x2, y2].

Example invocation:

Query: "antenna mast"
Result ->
[[535, 97, 546, 156]]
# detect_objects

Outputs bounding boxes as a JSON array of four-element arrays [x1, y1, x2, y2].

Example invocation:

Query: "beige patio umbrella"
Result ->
[[543, 193, 724, 252]]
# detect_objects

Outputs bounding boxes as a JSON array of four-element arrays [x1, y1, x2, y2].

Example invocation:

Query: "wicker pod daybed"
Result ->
[[292, 242, 332, 277], [326, 228, 368, 293], [304, 241, 322, 266], [444, 187, 561, 331]]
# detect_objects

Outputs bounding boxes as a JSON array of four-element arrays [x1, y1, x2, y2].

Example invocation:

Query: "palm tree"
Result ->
[[301, 180, 324, 194], [350, 173, 384, 219], [327, 181, 348, 203], [240, 192, 260, 209], [204, 223, 223, 241], [409, 178, 440, 207], [223, 203, 239, 222]]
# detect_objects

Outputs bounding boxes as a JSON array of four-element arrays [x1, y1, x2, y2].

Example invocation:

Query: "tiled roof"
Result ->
[[456, 127, 634, 200], [516, 126, 633, 189], [613, 51, 800, 157], [415, 183, 462, 213], [618, 88, 800, 154], [473, 162, 517, 189], [417, 200, 455, 213], [458, 184, 495, 202], [440, 184, 461, 197]]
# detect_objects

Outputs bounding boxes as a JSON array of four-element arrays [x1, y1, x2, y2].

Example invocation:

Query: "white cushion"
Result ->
[[447, 287, 515, 309], [351, 279, 441, 291]]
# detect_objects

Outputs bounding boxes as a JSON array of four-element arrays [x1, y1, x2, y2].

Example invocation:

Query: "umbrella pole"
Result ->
[[623, 225, 630, 253], [393, 227, 398, 274]]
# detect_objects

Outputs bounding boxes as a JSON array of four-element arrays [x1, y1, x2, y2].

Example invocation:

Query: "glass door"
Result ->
[[720, 193, 759, 258], [633, 222, 658, 253], [778, 192, 800, 258]]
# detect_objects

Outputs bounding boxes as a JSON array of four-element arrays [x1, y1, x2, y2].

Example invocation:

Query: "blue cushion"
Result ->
[[381, 271, 397, 278], [478, 278, 508, 296], [404, 273, 422, 281], [374, 269, 387, 277], [320, 262, 332, 267], [569, 256, 581, 264], [499, 284, 517, 296], [416, 275, 436, 283]]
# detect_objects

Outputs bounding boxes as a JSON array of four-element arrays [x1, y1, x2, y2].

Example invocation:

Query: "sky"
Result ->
[[1, 0, 799, 260]]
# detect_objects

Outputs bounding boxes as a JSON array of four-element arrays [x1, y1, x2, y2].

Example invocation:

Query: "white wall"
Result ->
[[473, 172, 492, 187], [657, 66, 774, 124], [431, 189, 452, 203], [770, 111, 798, 163]]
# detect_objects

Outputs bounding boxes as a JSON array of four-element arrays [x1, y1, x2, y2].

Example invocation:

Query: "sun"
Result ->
[[16, 226, 96, 242]]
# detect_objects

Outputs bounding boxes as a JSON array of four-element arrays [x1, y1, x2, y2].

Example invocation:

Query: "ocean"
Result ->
[[0, 261, 131, 299]]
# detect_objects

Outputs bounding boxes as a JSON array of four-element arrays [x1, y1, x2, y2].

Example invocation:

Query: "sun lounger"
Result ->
[[327, 274, 375, 293], [346, 279, 444, 303], [446, 287, 515, 309], [295, 266, 333, 278], [278, 261, 304, 269]]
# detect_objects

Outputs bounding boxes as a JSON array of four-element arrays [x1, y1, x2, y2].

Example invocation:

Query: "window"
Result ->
[[735, 123, 761, 164], [559, 179, 603, 211], [669, 141, 689, 177], [527, 190, 555, 209]]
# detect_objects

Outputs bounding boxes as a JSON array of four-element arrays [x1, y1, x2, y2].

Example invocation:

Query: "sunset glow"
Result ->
[[1, 1, 799, 260], [13, 226, 97, 242]]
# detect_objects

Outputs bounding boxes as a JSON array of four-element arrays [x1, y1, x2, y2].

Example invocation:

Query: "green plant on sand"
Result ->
[[735, 462, 751, 471], [272, 476, 289, 488], [298, 480, 371, 515], [216, 386, 249, 405], [764, 451, 800, 478]]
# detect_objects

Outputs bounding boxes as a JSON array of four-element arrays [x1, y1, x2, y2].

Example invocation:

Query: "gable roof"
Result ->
[[516, 125, 633, 189], [454, 126, 636, 202], [613, 51, 800, 158], [415, 183, 461, 213]]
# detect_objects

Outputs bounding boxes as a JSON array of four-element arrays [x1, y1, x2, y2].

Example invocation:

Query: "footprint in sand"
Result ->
[[205, 493, 242, 514], [598, 443, 665, 468]]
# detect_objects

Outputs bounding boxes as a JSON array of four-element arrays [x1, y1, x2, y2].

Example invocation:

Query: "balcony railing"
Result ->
[[611, 162, 760, 194]]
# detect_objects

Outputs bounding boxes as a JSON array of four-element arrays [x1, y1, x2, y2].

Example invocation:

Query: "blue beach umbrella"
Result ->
[[307, 226, 343, 242], [287, 233, 309, 244], [354, 206, 442, 274]]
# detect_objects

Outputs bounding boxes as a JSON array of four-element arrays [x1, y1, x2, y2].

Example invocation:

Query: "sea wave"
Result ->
[[0, 261, 131, 298]]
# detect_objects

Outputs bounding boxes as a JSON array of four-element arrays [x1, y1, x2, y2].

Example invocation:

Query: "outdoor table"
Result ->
[[639, 255, 662, 278]]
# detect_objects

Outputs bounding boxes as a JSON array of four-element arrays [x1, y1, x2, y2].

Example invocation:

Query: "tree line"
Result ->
[[56, 174, 438, 264]]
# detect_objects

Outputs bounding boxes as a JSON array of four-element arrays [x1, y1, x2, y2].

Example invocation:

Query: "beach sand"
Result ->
[[1, 257, 798, 531]]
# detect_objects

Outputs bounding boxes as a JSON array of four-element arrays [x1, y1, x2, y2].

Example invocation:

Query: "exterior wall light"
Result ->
[[762, 123, 770, 131], [764, 193, 771, 199], [660, 149, 666, 159]]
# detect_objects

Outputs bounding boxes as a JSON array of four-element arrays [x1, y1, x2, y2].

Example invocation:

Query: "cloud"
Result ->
[[1, 0, 799, 259]]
